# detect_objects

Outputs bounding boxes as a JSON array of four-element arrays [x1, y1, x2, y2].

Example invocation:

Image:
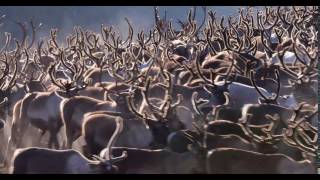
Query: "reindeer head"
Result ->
[[90, 117, 127, 173], [126, 72, 185, 146], [250, 69, 280, 104], [48, 49, 88, 97]]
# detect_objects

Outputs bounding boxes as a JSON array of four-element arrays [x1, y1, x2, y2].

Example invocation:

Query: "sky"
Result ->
[[0, 6, 250, 45]]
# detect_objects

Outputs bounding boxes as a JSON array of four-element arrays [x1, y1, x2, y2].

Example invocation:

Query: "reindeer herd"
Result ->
[[0, 6, 318, 174]]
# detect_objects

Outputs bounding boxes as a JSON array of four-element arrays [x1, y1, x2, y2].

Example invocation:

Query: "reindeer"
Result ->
[[239, 69, 310, 129], [206, 148, 316, 174], [125, 75, 186, 147], [107, 146, 205, 174], [81, 111, 153, 157], [2, 47, 92, 168], [0, 48, 21, 119], [0, 6, 317, 174], [205, 120, 251, 142], [240, 103, 317, 161], [10, 117, 127, 174], [6, 47, 89, 148], [1, 91, 65, 169], [167, 129, 256, 155], [60, 96, 120, 149], [194, 49, 298, 110]]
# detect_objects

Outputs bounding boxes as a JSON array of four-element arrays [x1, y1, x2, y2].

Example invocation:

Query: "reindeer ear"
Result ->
[[108, 93, 119, 102], [24, 83, 30, 93], [258, 97, 264, 104], [0, 97, 8, 106], [265, 114, 279, 122], [91, 154, 104, 162], [223, 92, 231, 106], [103, 91, 109, 101], [297, 80, 302, 85], [119, 91, 130, 96], [203, 84, 213, 94], [187, 144, 198, 154], [303, 75, 310, 83], [287, 79, 295, 86]]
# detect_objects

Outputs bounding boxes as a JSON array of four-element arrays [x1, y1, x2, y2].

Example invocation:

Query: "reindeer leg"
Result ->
[[65, 129, 75, 149], [35, 129, 46, 147], [48, 133, 54, 149], [53, 132, 60, 150], [47, 128, 60, 150], [2, 121, 28, 169]]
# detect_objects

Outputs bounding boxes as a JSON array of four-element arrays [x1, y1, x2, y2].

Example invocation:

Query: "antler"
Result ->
[[283, 106, 318, 155], [137, 30, 152, 50], [284, 123, 317, 155], [15, 21, 27, 51], [99, 117, 127, 165], [0, 32, 11, 53], [126, 84, 158, 122], [142, 70, 178, 122], [250, 69, 280, 104], [1, 51, 19, 92], [0, 57, 9, 84], [0, 97, 7, 107], [121, 18, 133, 48], [239, 114, 271, 143], [48, 50, 87, 95], [48, 62, 67, 90], [27, 20, 42, 49], [191, 91, 210, 117], [261, 114, 286, 142], [195, 50, 217, 86], [194, 6, 207, 37]]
